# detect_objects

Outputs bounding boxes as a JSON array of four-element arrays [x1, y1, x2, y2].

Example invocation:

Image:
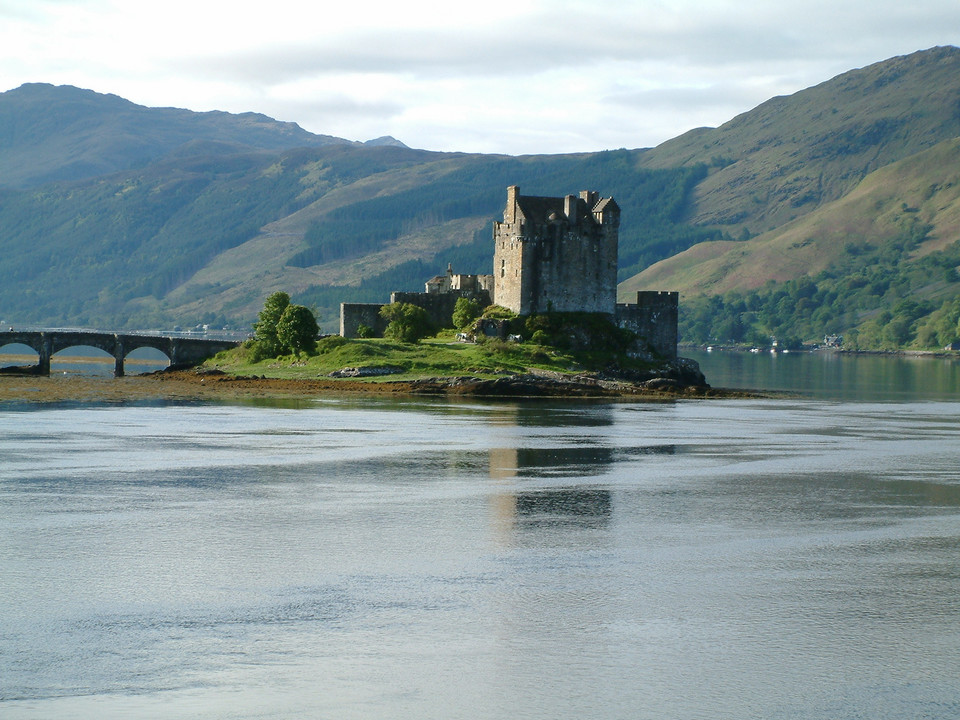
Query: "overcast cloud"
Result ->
[[2, 0, 959, 154]]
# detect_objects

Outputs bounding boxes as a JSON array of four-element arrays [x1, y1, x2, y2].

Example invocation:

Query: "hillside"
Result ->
[[634, 46, 960, 236], [623, 137, 960, 296], [0, 83, 400, 189], [0, 95, 711, 331], [620, 47, 960, 349], [2, 48, 960, 350]]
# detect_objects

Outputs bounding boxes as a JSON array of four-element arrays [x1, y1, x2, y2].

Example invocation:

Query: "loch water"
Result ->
[[1, 352, 959, 720]]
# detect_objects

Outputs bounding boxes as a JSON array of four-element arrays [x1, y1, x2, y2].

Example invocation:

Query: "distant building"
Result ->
[[425, 263, 494, 296], [340, 185, 678, 358]]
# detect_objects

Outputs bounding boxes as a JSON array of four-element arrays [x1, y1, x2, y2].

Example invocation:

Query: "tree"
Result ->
[[276, 304, 319, 356], [452, 297, 482, 329], [252, 291, 289, 358], [380, 302, 432, 343]]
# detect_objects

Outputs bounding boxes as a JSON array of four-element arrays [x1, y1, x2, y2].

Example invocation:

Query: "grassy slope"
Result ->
[[209, 335, 588, 382], [160, 154, 489, 323], [635, 47, 960, 237], [621, 137, 960, 299]]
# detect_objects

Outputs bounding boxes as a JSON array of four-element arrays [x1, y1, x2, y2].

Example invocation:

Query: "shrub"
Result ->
[[452, 297, 482, 329], [480, 305, 517, 320], [276, 304, 320, 356], [380, 302, 433, 343]]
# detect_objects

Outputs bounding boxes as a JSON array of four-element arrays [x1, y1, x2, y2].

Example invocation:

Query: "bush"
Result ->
[[452, 297, 482, 329], [276, 304, 320, 356], [531, 329, 550, 345], [481, 305, 517, 320], [380, 302, 433, 343], [356, 323, 374, 338]]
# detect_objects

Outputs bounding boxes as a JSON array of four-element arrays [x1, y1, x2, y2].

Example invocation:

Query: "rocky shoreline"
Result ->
[[0, 365, 763, 404]]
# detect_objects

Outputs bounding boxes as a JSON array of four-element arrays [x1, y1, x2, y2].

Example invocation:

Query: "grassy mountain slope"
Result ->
[[0, 83, 357, 189], [0, 140, 708, 331], [622, 137, 960, 298], [642, 139, 960, 349], [620, 46, 960, 349], [636, 46, 960, 236]]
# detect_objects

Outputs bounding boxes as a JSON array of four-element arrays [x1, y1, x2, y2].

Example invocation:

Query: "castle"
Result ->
[[340, 185, 678, 358], [494, 186, 619, 315]]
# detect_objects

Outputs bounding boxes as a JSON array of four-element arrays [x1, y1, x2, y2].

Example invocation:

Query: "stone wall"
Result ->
[[341, 289, 492, 338], [615, 291, 679, 359], [391, 289, 492, 331], [339, 303, 388, 338]]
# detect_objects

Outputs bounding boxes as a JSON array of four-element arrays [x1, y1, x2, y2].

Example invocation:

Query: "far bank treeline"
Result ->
[[679, 219, 960, 350]]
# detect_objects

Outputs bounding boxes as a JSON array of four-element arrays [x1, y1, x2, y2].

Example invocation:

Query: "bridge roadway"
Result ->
[[0, 328, 243, 376]]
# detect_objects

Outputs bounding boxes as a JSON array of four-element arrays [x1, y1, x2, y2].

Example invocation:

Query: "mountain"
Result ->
[[619, 46, 960, 348], [1, 48, 960, 350], [633, 46, 960, 236], [0, 83, 369, 189]]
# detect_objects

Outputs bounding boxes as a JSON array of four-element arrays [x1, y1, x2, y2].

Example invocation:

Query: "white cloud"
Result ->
[[1, 0, 959, 154]]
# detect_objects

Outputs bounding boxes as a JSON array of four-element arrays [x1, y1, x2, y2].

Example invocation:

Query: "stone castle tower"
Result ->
[[493, 185, 620, 315]]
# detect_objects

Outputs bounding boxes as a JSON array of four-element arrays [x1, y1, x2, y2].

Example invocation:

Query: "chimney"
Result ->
[[579, 190, 599, 209], [564, 194, 578, 223], [506, 185, 519, 224]]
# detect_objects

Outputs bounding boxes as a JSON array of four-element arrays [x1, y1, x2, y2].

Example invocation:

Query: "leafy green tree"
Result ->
[[252, 291, 289, 359], [380, 302, 433, 343], [452, 297, 482, 329], [276, 304, 319, 356]]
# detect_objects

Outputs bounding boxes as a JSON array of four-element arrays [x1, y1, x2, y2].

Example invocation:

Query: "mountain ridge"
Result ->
[[0, 82, 405, 189]]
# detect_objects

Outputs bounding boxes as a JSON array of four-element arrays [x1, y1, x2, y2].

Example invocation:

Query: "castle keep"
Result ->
[[340, 185, 678, 358], [494, 186, 619, 315]]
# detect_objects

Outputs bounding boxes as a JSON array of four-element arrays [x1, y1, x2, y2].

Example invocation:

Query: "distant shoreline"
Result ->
[[681, 345, 960, 359]]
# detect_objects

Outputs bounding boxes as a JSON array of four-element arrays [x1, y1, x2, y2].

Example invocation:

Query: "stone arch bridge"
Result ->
[[0, 329, 243, 376]]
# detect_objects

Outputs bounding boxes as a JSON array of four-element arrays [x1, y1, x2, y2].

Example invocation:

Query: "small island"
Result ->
[[195, 186, 713, 398]]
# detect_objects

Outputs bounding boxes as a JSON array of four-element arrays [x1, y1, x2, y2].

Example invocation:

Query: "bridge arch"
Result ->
[[0, 342, 40, 371], [50, 345, 116, 374], [124, 346, 172, 374]]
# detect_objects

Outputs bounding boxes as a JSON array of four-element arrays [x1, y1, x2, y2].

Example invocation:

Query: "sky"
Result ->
[[2, 0, 959, 155]]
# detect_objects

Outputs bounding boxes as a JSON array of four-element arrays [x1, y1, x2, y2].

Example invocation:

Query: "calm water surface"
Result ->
[[1, 355, 959, 719], [689, 348, 960, 401]]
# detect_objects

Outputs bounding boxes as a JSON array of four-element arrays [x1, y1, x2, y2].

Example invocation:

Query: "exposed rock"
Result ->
[[329, 365, 403, 378]]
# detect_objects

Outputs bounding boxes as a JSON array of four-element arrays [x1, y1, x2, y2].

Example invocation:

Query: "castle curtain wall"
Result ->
[[615, 291, 679, 359]]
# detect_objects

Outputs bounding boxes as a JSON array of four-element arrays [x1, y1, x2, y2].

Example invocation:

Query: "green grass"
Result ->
[[205, 334, 595, 381]]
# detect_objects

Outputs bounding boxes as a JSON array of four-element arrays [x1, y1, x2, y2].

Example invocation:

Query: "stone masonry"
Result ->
[[493, 186, 620, 315]]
